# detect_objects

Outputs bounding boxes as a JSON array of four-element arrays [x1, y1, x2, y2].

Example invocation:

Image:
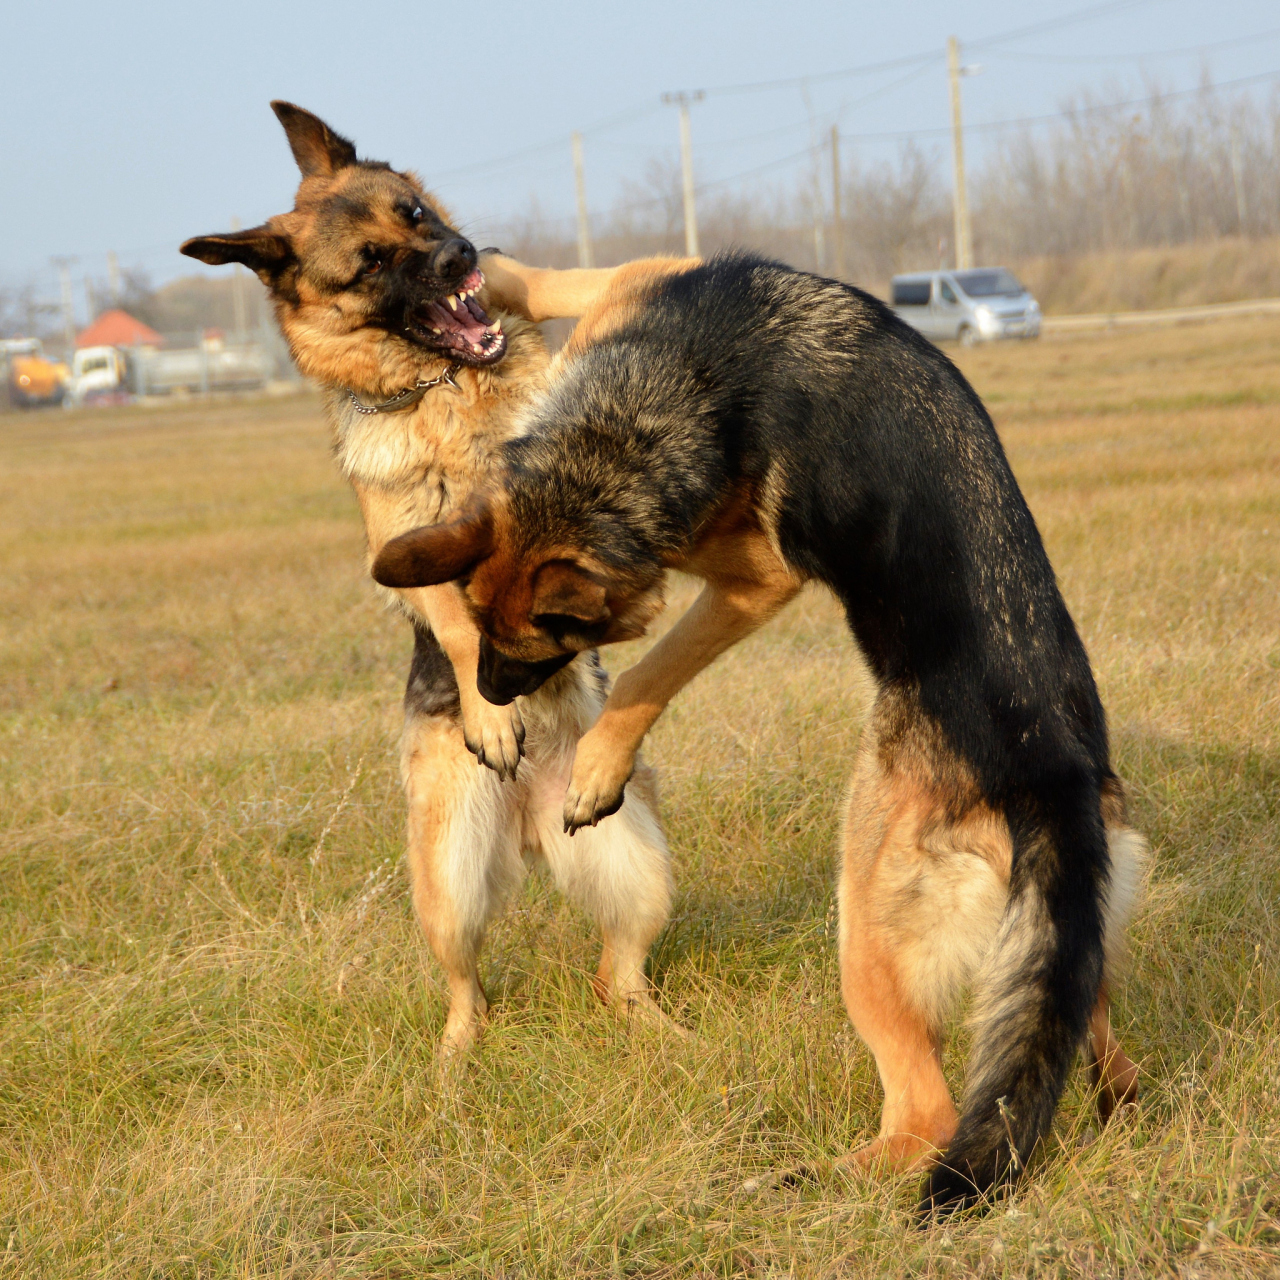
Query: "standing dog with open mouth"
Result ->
[[181, 103, 676, 1055], [372, 252, 1147, 1213]]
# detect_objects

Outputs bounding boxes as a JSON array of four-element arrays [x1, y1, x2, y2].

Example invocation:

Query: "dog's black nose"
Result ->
[[433, 238, 476, 282]]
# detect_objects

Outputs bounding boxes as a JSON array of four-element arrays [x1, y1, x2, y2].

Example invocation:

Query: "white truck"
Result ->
[[68, 346, 130, 405], [66, 337, 274, 405]]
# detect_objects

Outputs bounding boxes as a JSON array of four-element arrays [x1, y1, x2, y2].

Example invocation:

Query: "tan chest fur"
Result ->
[[329, 313, 548, 551]]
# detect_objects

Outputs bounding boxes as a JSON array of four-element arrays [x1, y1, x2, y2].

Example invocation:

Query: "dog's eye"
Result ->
[[411, 204, 425, 224], [364, 254, 383, 276]]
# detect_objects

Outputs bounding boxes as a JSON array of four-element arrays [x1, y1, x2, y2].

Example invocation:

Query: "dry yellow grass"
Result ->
[[1012, 236, 1280, 315], [1, 319, 1278, 1277]]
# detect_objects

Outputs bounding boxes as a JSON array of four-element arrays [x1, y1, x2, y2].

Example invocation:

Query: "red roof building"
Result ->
[[76, 310, 164, 349]]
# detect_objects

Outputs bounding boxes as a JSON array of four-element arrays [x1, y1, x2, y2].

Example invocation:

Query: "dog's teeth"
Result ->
[[431, 327, 442, 334], [472, 342, 483, 353], [447, 295, 458, 311], [490, 317, 502, 333]]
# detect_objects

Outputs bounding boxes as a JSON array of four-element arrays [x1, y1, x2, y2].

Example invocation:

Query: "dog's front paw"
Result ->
[[462, 697, 525, 781], [563, 730, 634, 834]]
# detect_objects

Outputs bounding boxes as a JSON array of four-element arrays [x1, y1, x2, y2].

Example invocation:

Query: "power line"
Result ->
[[424, 1, 1170, 185], [701, 0, 1159, 96], [703, 50, 937, 98], [689, 62, 1280, 173], [967, 0, 1158, 51], [426, 102, 664, 183], [691, 62, 936, 158], [648, 23, 1260, 165], [979, 26, 1280, 64], [506, 62, 1280, 234], [832, 64, 1280, 144], [641, 20, 1273, 175]]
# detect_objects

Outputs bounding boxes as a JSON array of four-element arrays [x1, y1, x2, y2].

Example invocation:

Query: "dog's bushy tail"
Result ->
[[920, 783, 1108, 1216]]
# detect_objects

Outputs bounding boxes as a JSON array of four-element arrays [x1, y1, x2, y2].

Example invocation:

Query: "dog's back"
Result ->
[[518, 253, 1106, 777]]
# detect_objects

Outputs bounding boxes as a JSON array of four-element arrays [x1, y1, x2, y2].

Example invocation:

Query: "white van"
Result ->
[[890, 268, 1040, 346]]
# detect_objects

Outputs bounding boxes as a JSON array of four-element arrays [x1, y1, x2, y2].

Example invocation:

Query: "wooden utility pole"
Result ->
[[801, 83, 824, 273], [830, 124, 846, 279], [107, 251, 121, 303], [1230, 128, 1248, 233], [229, 216, 248, 340], [947, 36, 974, 270], [663, 90, 704, 257], [571, 132, 594, 268], [52, 256, 77, 356]]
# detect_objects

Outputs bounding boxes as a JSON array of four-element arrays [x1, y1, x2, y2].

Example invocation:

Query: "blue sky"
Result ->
[[5, 0, 1279, 309]]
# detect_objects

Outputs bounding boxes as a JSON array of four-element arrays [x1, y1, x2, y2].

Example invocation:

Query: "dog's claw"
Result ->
[[562, 782, 626, 836], [563, 727, 635, 831], [462, 698, 525, 780]]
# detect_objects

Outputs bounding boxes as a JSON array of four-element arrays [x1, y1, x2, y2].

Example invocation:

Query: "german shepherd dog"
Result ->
[[180, 104, 677, 1056], [371, 253, 1148, 1212]]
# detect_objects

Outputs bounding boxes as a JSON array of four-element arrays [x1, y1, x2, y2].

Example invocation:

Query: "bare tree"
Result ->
[[976, 76, 1280, 259]]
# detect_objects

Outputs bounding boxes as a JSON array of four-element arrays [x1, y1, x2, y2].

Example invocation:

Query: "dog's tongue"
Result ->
[[423, 295, 490, 341]]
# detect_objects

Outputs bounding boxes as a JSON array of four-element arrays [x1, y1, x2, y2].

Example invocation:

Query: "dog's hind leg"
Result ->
[[526, 749, 678, 1033], [836, 737, 1008, 1174], [401, 712, 525, 1056], [1088, 813, 1146, 1120]]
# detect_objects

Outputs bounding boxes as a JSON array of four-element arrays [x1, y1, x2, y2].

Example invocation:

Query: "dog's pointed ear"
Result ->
[[530, 560, 610, 624], [271, 101, 358, 178], [372, 503, 495, 589], [180, 226, 293, 280]]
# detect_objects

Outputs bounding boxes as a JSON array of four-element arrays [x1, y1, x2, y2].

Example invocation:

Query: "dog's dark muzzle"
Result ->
[[397, 251, 507, 366], [477, 636, 574, 705]]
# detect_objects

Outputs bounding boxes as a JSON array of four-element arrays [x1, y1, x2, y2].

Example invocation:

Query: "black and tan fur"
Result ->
[[372, 253, 1147, 1211], [181, 104, 678, 1055]]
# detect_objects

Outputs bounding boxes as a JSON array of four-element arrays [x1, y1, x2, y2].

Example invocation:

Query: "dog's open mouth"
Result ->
[[406, 268, 507, 366]]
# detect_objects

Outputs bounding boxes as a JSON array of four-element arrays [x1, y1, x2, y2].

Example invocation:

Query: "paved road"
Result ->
[[1044, 297, 1280, 332]]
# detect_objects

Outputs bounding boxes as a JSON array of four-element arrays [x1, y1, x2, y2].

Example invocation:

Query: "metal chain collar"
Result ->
[[346, 363, 460, 415]]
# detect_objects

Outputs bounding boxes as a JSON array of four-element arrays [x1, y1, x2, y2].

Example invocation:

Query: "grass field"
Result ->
[[2, 317, 1278, 1278]]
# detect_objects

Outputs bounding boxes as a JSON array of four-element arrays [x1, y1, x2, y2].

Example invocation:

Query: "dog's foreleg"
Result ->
[[479, 255, 622, 324], [563, 569, 800, 832], [356, 491, 525, 780], [404, 583, 526, 780], [481, 255, 703, 341]]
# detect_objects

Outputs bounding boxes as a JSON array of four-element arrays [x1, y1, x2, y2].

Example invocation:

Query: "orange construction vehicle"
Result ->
[[2, 338, 69, 408]]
